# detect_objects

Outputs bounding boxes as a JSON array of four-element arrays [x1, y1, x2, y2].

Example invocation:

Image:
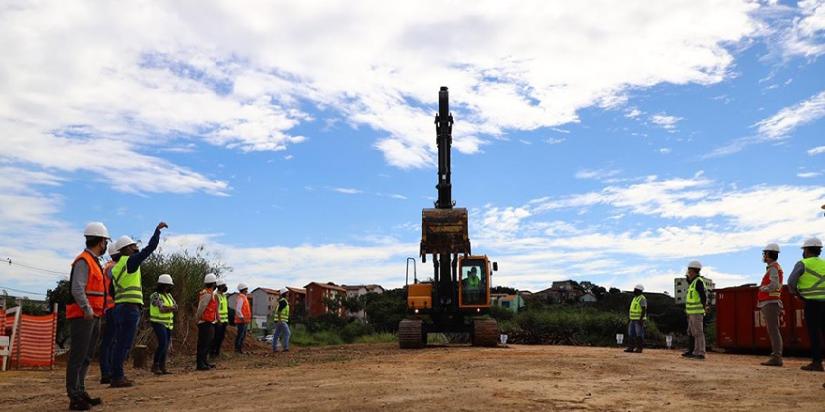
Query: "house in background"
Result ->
[[579, 292, 597, 303], [284, 287, 307, 318], [305, 282, 346, 317], [535, 280, 585, 303], [249, 287, 281, 328], [674, 277, 716, 305], [491, 293, 525, 313], [342, 284, 384, 319]]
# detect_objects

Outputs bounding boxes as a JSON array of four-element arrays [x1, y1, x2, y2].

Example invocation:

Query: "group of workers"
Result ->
[[65, 221, 292, 411], [625, 237, 825, 372]]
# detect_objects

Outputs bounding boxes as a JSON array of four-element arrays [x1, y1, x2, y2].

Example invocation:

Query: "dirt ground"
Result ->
[[2, 344, 824, 411]]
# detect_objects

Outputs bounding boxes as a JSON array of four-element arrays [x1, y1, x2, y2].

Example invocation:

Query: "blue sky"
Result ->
[[1, 0, 824, 299]]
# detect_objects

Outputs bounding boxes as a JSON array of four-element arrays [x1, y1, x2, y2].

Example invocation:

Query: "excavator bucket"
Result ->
[[420, 208, 471, 256]]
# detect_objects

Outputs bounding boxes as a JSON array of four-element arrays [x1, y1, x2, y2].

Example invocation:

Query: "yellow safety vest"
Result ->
[[629, 295, 646, 320], [685, 276, 706, 315], [276, 297, 290, 323], [112, 255, 143, 304], [217, 293, 228, 323], [798, 257, 825, 301], [149, 292, 175, 330]]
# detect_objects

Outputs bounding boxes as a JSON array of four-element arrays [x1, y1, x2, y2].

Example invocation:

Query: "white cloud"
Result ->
[[333, 187, 363, 195], [807, 145, 825, 155], [659, 148, 672, 154], [575, 168, 621, 180], [625, 108, 643, 119], [778, 0, 825, 58], [649, 113, 683, 131], [797, 171, 821, 178], [755, 90, 825, 139]]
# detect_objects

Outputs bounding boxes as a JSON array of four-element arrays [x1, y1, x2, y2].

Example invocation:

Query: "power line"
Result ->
[[2, 257, 66, 276], [0, 285, 47, 296]]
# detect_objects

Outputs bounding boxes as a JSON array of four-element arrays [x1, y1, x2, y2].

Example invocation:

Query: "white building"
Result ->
[[342, 284, 384, 319], [674, 277, 716, 305]]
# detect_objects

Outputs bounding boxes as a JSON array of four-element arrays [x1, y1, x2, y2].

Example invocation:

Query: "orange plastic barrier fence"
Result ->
[[7, 312, 57, 369]]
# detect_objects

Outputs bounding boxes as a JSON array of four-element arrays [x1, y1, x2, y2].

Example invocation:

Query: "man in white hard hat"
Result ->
[[625, 284, 647, 353], [234, 283, 252, 353], [788, 237, 825, 372], [210, 279, 229, 359], [149, 274, 177, 375], [66, 222, 109, 410], [195, 273, 219, 370], [682, 260, 708, 360], [272, 288, 291, 352], [757, 243, 784, 367], [110, 221, 167, 388]]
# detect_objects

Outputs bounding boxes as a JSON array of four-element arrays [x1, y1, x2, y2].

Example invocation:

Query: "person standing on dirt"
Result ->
[[788, 237, 825, 372], [98, 243, 119, 384], [682, 261, 708, 360], [65, 222, 109, 411], [196, 273, 219, 370], [149, 274, 177, 375], [272, 288, 291, 352], [625, 284, 647, 353], [757, 243, 784, 367], [234, 283, 252, 353], [210, 279, 229, 359], [110, 221, 167, 388]]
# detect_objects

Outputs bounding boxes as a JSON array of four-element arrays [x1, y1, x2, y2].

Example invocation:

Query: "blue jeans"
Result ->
[[272, 322, 291, 351], [235, 323, 247, 352], [112, 304, 141, 379], [628, 320, 645, 339], [151, 322, 172, 366], [99, 309, 117, 378]]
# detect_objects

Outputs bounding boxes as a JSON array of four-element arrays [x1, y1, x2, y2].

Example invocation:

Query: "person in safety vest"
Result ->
[[196, 273, 219, 370], [65, 222, 110, 411], [272, 288, 291, 352], [109, 221, 167, 388], [788, 237, 825, 372], [625, 284, 647, 353], [149, 274, 177, 375], [234, 283, 252, 354], [466, 267, 481, 288], [98, 243, 119, 384], [758, 243, 784, 367], [210, 279, 229, 358], [682, 260, 708, 360]]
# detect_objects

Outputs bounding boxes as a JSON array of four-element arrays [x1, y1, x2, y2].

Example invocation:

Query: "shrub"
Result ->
[[489, 304, 515, 321], [340, 321, 375, 343], [354, 332, 397, 344]]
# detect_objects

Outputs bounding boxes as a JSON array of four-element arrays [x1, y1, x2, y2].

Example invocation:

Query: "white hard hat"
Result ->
[[802, 237, 823, 248], [157, 274, 174, 285], [216, 278, 226, 286], [84, 222, 110, 239], [279, 287, 288, 295], [634, 284, 644, 291], [237, 283, 248, 291], [204, 273, 217, 284], [763, 243, 781, 252], [107, 242, 118, 257], [687, 260, 703, 269], [114, 235, 136, 252]]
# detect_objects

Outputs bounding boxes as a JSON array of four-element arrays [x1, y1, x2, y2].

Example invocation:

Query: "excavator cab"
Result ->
[[458, 256, 493, 308]]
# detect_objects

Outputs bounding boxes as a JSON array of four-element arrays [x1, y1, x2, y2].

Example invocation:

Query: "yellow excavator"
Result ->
[[398, 87, 499, 348]]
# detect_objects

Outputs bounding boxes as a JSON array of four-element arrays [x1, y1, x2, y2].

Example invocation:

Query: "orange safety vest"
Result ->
[[102, 260, 116, 311], [66, 251, 106, 319], [757, 262, 784, 303], [236, 293, 252, 324], [199, 288, 218, 323]]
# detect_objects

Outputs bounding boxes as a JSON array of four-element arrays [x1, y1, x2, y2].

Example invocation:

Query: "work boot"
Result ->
[[691, 354, 706, 360], [681, 351, 694, 358], [151, 362, 162, 375], [800, 361, 824, 372], [160, 362, 172, 375], [760, 356, 783, 367], [196, 363, 210, 371], [624, 347, 635, 353], [69, 397, 91, 411], [80, 392, 102, 406], [109, 377, 134, 388], [635, 347, 644, 353]]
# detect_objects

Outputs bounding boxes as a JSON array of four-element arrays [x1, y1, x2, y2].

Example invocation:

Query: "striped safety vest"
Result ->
[[149, 292, 175, 330], [112, 255, 143, 304], [629, 294, 646, 320], [798, 257, 825, 301], [685, 276, 706, 315], [217, 293, 228, 323], [276, 297, 290, 324]]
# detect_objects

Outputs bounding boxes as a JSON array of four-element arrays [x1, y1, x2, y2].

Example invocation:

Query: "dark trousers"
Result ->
[[151, 322, 172, 366], [235, 323, 248, 351], [66, 317, 100, 399], [99, 309, 117, 378], [210, 323, 227, 356], [627, 320, 645, 349], [112, 303, 141, 380], [196, 322, 214, 367], [804, 300, 825, 362]]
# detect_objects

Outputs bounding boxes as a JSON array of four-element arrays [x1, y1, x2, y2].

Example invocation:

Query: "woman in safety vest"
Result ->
[[149, 274, 177, 375]]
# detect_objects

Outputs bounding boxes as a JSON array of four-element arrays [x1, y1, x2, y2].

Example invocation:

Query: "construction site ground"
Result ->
[[2, 343, 824, 411]]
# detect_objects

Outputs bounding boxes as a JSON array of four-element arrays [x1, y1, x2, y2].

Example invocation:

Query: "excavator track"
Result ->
[[471, 318, 499, 347], [398, 319, 425, 349]]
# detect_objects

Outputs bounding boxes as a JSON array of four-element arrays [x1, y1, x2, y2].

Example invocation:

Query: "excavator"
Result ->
[[398, 87, 500, 348]]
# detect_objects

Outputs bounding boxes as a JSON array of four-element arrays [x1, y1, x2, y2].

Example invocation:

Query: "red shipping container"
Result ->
[[716, 286, 809, 352]]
